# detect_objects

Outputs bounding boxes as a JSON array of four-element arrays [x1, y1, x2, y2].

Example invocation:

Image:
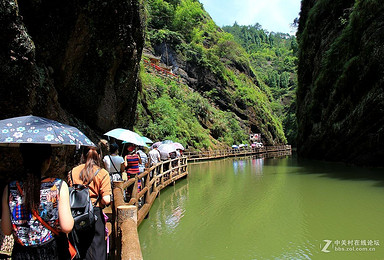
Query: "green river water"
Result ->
[[138, 154, 384, 259]]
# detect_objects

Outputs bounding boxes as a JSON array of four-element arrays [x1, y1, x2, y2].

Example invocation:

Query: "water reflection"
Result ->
[[251, 157, 264, 176], [233, 159, 246, 174], [152, 180, 189, 234]]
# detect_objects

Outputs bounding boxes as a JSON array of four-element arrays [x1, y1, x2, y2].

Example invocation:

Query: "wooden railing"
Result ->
[[185, 145, 291, 162], [109, 156, 188, 259]]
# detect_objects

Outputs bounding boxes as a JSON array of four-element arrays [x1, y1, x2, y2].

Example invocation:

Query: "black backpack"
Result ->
[[69, 169, 100, 231]]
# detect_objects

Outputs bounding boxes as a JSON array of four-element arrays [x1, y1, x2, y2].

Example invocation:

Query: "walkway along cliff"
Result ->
[[107, 145, 291, 259]]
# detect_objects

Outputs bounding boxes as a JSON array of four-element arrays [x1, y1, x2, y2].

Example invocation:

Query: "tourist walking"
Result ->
[[136, 146, 148, 173], [103, 143, 125, 182], [149, 144, 161, 166], [68, 147, 111, 260], [1, 144, 74, 260], [124, 145, 142, 200], [124, 145, 142, 178]]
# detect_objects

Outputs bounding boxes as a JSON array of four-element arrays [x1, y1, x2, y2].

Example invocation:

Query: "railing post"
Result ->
[[145, 170, 151, 204], [117, 205, 142, 260], [160, 162, 164, 187], [132, 176, 138, 207], [154, 164, 160, 192], [178, 158, 181, 176]]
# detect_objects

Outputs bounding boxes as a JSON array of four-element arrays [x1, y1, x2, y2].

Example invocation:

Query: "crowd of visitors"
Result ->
[[0, 137, 184, 260]]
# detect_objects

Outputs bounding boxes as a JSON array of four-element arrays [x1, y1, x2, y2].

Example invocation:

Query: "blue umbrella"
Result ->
[[122, 141, 150, 148], [232, 145, 239, 149], [0, 115, 95, 147], [104, 128, 146, 147], [141, 136, 153, 144]]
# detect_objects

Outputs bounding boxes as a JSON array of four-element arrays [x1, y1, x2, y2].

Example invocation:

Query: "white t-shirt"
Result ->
[[149, 149, 161, 165], [103, 155, 124, 173]]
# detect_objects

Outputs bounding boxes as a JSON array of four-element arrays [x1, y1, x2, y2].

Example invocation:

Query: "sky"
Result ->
[[199, 0, 302, 35]]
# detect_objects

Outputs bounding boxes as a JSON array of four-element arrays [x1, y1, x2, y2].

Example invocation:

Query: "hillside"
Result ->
[[296, 0, 384, 166], [136, 0, 297, 149], [222, 24, 298, 146]]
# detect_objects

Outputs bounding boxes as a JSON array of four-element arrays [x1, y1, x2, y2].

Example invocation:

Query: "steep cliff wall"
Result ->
[[1, 0, 144, 132], [296, 0, 384, 165], [0, 0, 144, 173]]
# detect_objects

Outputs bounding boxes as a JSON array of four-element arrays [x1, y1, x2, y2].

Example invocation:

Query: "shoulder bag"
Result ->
[[108, 155, 123, 182]]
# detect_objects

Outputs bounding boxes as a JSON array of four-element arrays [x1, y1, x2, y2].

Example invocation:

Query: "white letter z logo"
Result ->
[[321, 240, 332, 253]]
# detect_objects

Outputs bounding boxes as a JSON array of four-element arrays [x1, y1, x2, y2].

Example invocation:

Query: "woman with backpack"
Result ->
[[69, 147, 111, 259], [1, 144, 74, 259]]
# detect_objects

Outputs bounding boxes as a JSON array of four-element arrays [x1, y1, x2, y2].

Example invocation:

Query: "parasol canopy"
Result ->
[[151, 141, 162, 149], [141, 136, 153, 144], [172, 142, 184, 150], [0, 115, 95, 147], [158, 143, 176, 160], [104, 128, 146, 147]]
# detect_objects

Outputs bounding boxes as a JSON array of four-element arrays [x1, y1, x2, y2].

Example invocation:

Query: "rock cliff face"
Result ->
[[296, 0, 384, 166], [0, 0, 144, 174], [1, 0, 144, 130]]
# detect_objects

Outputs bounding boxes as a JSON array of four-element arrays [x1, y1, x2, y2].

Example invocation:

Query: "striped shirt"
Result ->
[[125, 154, 140, 174]]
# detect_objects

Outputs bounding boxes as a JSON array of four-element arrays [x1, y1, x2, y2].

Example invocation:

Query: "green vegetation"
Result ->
[[136, 66, 248, 149], [222, 23, 298, 145], [136, 0, 298, 149]]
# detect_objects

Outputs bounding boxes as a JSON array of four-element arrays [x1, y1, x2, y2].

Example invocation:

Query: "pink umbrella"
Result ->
[[158, 143, 177, 160], [173, 142, 184, 150], [151, 141, 162, 149]]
